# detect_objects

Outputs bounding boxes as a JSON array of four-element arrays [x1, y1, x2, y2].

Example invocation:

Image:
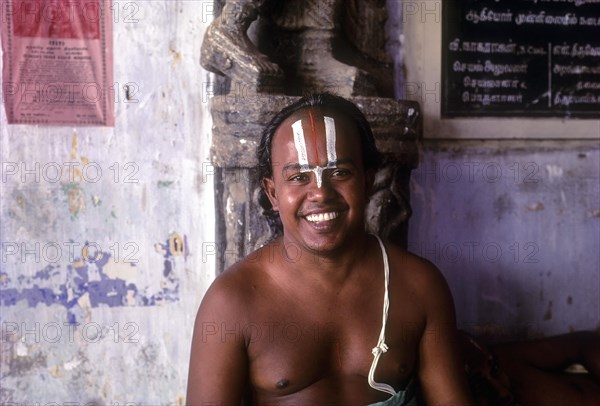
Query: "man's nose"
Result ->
[[307, 171, 335, 200]]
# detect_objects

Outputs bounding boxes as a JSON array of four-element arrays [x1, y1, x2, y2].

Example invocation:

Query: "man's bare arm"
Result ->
[[492, 331, 600, 405], [416, 260, 473, 405], [187, 276, 248, 405]]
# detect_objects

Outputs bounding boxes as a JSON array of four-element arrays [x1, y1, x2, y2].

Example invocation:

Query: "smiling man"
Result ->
[[187, 93, 472, 405]]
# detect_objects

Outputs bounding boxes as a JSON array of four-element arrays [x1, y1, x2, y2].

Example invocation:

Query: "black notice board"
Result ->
[[442, 0, 600, 118]]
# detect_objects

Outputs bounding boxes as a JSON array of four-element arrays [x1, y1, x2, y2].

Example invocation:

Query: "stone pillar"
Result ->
[[202, 0, 421, 274]]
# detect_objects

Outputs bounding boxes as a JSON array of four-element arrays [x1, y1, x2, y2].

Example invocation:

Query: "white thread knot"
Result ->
[[372, 343, 389, 356]]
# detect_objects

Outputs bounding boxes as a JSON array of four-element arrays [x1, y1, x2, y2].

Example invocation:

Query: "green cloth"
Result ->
[[367, 379, 418, 406]]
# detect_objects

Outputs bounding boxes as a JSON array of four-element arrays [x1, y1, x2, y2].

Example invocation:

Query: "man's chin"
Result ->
[[297, 231, 355, 259], [281, 217, 366, 257]]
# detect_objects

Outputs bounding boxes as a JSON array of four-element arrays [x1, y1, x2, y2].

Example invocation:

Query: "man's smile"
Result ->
[[304, 211, 339, 222]]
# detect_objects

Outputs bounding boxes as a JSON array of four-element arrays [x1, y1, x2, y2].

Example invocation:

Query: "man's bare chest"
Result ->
[[242, 289, 423, 397]]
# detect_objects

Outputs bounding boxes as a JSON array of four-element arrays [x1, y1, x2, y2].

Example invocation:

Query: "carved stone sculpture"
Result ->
[[201, 0, 394, 97], [202, 0, 421, 273]]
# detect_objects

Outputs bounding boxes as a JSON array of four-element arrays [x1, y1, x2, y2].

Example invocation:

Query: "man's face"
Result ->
[[263, 108, 373, 255]]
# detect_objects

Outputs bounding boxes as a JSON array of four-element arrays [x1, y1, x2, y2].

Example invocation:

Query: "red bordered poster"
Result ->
[[1, 0, 114, 126]]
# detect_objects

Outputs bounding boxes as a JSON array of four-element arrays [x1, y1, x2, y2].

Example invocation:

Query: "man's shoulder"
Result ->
[[203, 244, 276, 304], [386, 242, 440, 275], [385, 242, 451, 297]]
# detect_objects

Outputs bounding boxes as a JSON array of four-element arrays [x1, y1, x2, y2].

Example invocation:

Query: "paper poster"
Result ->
[[1, 0, 114, 126]]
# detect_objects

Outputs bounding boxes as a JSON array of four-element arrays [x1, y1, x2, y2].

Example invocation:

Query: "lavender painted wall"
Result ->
[[1, 1, 215, 403], [399, 0, 600, 340], [409, 141, 600, 341]]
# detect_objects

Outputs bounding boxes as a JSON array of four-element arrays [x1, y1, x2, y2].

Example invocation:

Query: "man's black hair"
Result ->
[[257, 93, 382, 183]]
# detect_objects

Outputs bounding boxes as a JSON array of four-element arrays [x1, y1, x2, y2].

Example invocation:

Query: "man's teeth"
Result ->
[[305, 212, 339, 222]]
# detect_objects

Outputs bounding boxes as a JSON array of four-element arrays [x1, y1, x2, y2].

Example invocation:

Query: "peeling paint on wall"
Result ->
[[0, 234, 188, 324]]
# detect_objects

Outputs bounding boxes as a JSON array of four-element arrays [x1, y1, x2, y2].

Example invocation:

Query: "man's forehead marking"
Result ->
[[308, 110, 320, 164], [289, 115, 337, 167], [291, 119, 308, 168], [289, 114, 338, 188], [324, 116, 337, 163]]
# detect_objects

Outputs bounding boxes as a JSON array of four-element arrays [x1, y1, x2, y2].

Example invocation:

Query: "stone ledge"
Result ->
[[209, 94, 421, 168]]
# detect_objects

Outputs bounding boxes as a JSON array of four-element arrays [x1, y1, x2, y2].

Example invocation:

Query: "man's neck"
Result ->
[[277, 231, 373, 286]]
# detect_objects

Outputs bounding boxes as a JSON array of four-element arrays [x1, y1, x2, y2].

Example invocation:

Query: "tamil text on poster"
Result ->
[[1, 0, 114, 126]]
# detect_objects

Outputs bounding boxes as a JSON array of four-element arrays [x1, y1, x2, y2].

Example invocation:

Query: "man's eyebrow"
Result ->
[[282, 163, 304, 172], [333, 158, 356, 167], [282, 159, 356, 172]]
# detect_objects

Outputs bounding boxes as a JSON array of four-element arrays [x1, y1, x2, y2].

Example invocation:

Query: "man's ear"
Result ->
[[364, 168, 376, 196], [262, 177, 279, 211]]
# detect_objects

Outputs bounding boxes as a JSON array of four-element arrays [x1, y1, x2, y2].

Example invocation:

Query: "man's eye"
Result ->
[[288, 173, 309, 182], [331, 169, 350, 177]]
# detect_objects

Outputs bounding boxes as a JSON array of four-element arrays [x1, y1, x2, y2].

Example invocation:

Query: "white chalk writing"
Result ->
[[453, 61, 529, 76], [465, 8, 513, 24], [463, 77, 521, 89], [449, 39, 517, 54], [553, 64, 600, 76], [576, 81, 600, 90], [515, 12, 578, 26], [554, 92, 600, 105], [528, 0, 600, 6], [462, 92, 524, 105], [579, 16, 600, 26]]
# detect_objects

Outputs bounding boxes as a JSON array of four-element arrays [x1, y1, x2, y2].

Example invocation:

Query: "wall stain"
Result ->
[[527, 202, 545, 212], [63, 183, 86, 218], [91, 195, 102, 207], [157, 180, 174, 188], [60, 131, 88, 217], [493, 193, 514, 221], [15, 195, 25, 208], [543, 301, 553, 321], [4, 336, 48, 377], [170, 42, 182, 68]]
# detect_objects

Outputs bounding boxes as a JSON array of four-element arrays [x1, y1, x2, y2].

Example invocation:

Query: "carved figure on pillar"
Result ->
[[201, 0, 392, 97]]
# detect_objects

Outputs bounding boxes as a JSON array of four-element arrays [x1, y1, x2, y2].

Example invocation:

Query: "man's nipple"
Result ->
[[276, 379, 290, 389]]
